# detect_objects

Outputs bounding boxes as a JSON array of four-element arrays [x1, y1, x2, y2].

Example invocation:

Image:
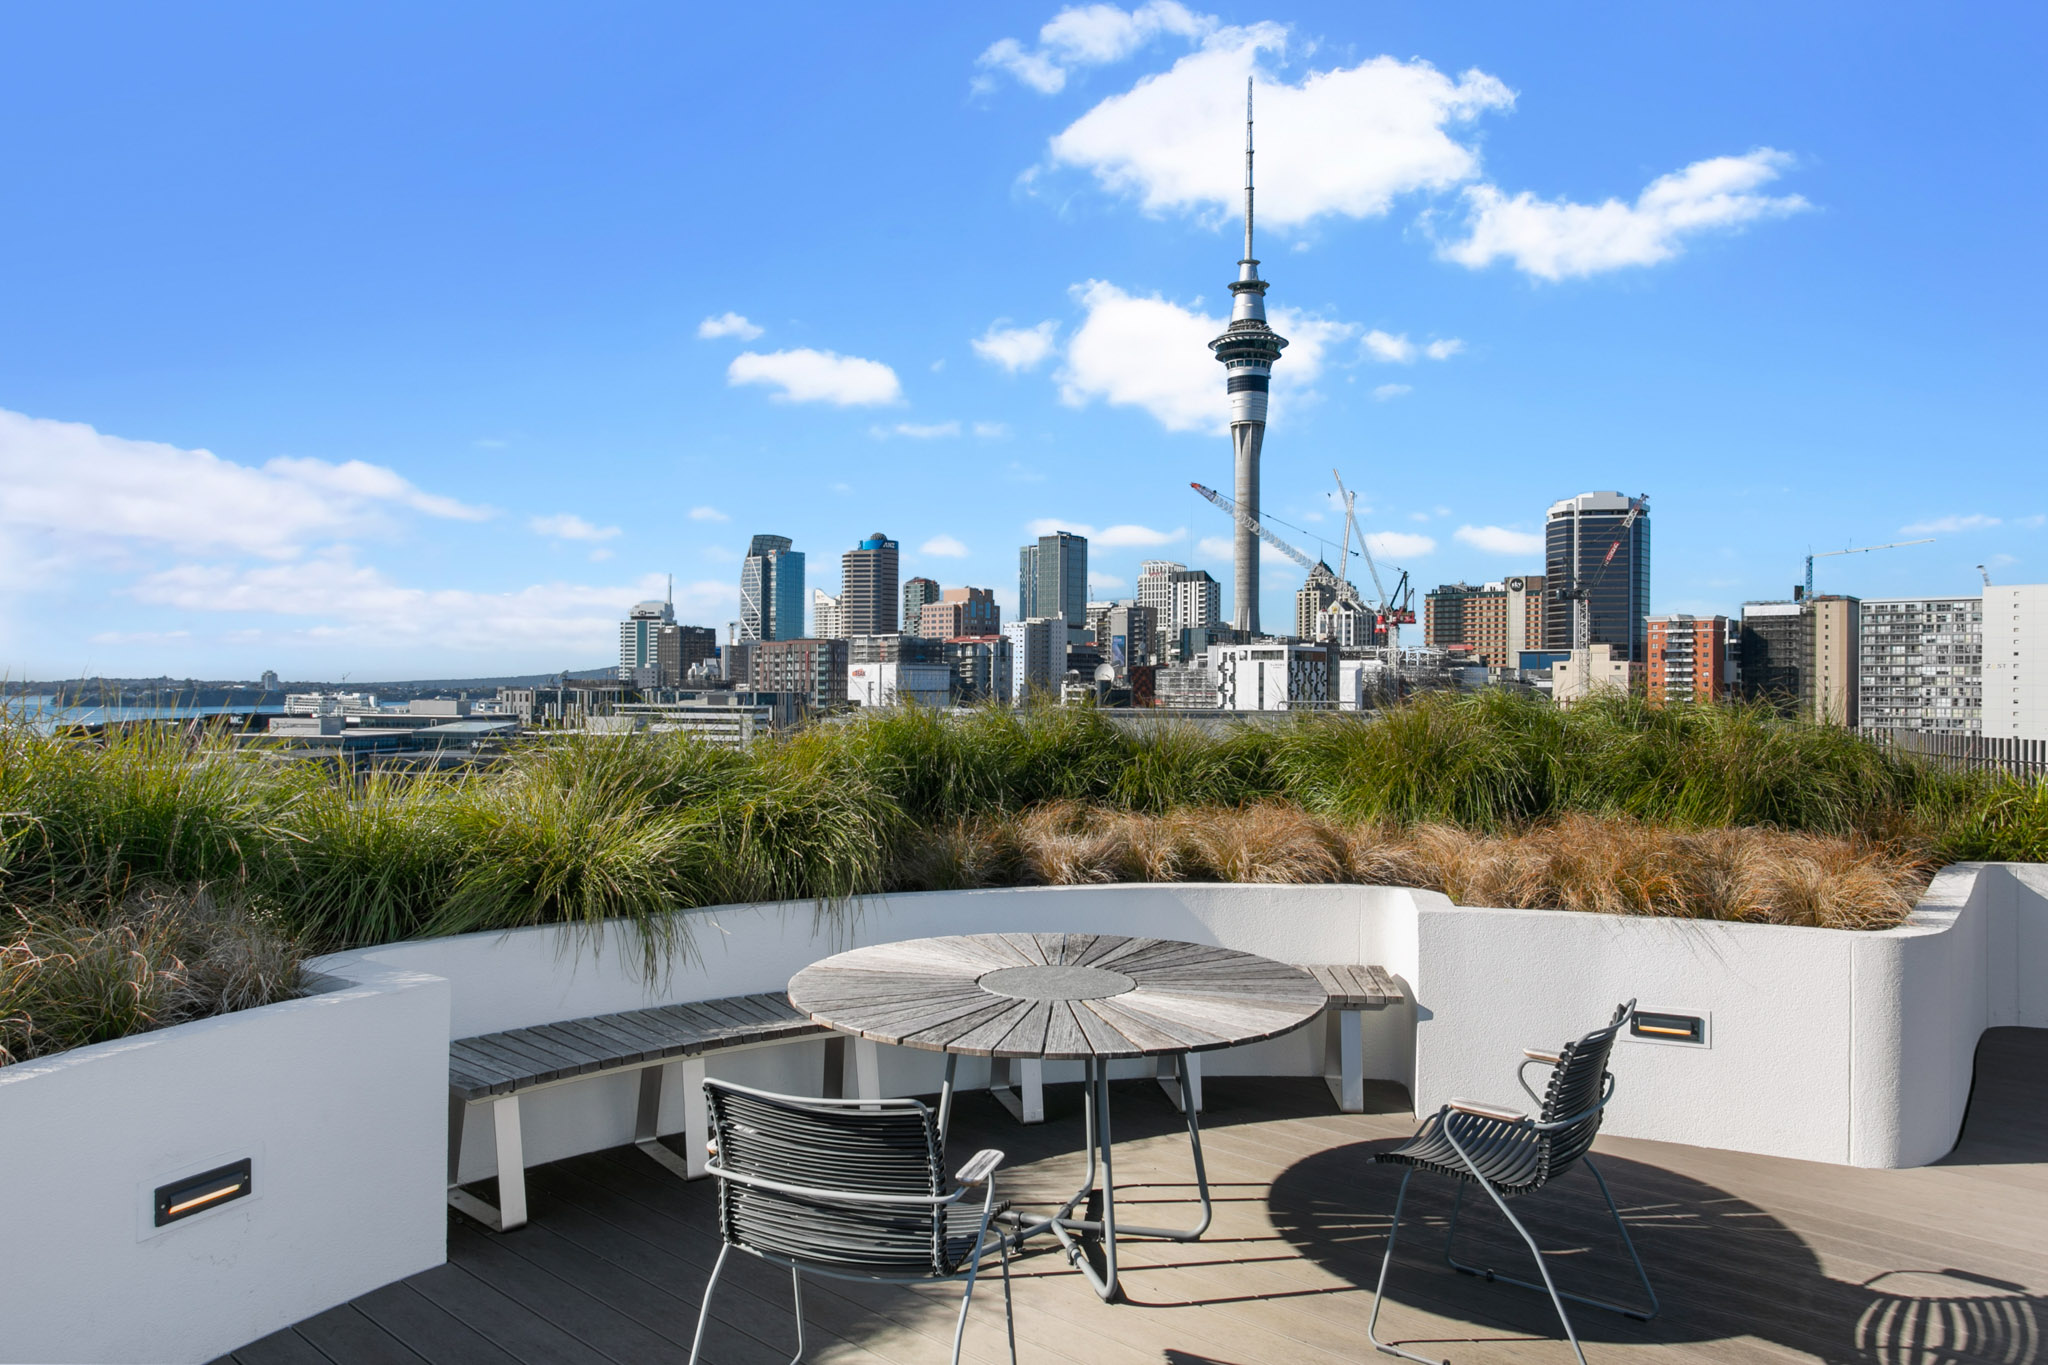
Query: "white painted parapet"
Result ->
[[0, 958, 448, 1365]]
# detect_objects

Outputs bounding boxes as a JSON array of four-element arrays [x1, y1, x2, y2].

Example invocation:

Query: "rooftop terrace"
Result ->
[[223, 1028, 2048, 1365]]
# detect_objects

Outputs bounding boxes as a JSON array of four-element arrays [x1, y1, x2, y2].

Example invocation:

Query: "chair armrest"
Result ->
[[1447, 1098, 1528, 1123], [954, 1148, 1006, 1187], [1523, 1048, 1561, 1065]]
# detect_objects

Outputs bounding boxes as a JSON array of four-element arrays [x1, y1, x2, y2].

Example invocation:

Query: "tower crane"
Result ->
[[1329, 469, 1416, 635], [1804, 540, 1933, 598], [1189, 481, 1319, 576]]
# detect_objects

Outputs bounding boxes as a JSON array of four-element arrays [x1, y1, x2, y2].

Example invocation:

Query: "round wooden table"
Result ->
[[788, 932, 1327, 1301]]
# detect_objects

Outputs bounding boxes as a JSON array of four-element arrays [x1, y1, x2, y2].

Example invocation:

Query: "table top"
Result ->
[[786, 933, 1328, 1061]]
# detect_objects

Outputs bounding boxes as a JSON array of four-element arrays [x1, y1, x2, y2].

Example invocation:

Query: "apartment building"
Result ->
[[1646, 615, 1734, 705], [1859, 596, 1982, 733]]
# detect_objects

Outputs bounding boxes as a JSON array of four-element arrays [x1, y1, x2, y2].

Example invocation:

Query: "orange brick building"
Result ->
[[1647, 614, 1733, 704]]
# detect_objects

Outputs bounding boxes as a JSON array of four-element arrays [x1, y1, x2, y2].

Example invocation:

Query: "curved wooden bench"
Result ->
[[447, 993, 845, 1231]]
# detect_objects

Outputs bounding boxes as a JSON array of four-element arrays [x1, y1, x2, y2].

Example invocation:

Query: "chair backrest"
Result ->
[[1535, 1000, 1634, 1176], [703, 1078, 950, 1276]]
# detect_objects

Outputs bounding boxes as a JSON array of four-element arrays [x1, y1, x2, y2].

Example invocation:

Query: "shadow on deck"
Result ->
[[226, 1028, 2048, 1365]]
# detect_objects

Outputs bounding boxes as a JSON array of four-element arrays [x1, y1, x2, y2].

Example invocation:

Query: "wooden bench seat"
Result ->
[[992, 963, 1406, 1123], [447, 993, 842, 1232], [1296, 964, 1404, 1112]]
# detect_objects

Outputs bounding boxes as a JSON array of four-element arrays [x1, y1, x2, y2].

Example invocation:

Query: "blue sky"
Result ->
[[2, 2, 2042, 680]]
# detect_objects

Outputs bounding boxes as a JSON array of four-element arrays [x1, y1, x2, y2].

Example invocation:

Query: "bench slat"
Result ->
[[1295, 963, 1404, 1009], [451, 991, 831, 1101]]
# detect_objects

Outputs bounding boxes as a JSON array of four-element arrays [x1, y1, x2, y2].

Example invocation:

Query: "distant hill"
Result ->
[[6, 666, 617, 696]]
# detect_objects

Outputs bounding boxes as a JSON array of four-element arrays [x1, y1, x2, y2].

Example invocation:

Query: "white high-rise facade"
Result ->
[[1207, 82, 1287, 636], [1859, 596, 1982, 734], [1984, 584, 2048, 739]]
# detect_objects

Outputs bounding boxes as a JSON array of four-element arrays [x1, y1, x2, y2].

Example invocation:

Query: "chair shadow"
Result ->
[[1267, 1137, 2046, 1365]]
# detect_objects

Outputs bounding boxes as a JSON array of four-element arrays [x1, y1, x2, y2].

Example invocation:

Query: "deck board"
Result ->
[[227, 1026, 2048, 1365]]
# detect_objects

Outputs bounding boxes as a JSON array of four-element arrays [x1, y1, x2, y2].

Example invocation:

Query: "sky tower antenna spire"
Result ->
[[1243, 76, 1255, 264]]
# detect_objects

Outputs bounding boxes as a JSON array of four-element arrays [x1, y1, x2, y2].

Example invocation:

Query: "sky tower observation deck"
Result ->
[[1209, 79, 1288, 636]]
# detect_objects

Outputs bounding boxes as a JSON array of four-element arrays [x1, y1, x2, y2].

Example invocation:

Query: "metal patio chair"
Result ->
[[689, 1078, 1015, 1365], [1366, 1000, 1658, 1365]]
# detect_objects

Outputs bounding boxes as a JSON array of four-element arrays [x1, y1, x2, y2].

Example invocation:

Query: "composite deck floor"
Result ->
[[226, 1027, 2048, 1365]]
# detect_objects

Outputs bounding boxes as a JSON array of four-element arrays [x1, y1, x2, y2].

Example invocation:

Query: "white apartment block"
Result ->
[[1002, 618, 1059, 703], [1859, 596, 1982, 734], [811, 589, 845, 640], [1984, 584, 2048, 739], [846, 661, 951, 710]]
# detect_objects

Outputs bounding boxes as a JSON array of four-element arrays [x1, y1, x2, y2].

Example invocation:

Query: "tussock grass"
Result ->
[[0, 689, 2034, 1060], [0, 886, 305, 1065]]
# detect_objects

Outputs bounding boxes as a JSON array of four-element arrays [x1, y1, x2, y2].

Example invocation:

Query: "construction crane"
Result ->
[[1329, 469, 1416, 633], [1804, 539, 1933, 597], [1189, 481, 1318, 575], [1979, 564, 1993, 588], [1552, 494, 1649, 651]]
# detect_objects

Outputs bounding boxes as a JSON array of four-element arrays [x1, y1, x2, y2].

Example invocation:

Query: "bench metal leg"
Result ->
[[990, 1056, 1044, 1124], [447, 1093, 528, 1232], [636, 1062, 701, 1183], [1324, 1008, 1364, 1113], [1156, 1052, 1203, 1113]]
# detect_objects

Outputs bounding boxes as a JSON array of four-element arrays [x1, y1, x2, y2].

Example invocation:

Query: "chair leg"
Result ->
[[1367, 1168, 1447, 1365], [688, 1243, 730, 1365], [1000, 1240, 1017, 1365], [1450, 1171, 1589, 1365], [1443, 1159, 1658, 1322], [789, 1266, 806, 1365], [952, 1239, 982, 1365]]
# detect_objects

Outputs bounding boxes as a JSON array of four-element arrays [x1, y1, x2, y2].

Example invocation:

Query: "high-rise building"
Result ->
[[1982, 584, 2047, 740], [1003, 618, 1059, 703], [902, 577, 941, 635], [1019, 531, 1088, 639], [1740, 596, 1858, 725], [944, 636, 1013, 705], [1646, 615, 1735, 705], [739, 535, 805, 642], [1859, 597, 1983, 734], [1100, 605, 1158, 669], [1552, 644, 1640, 706], [811, 589, 845, 640], [1295, 564, 1341, 641], [1207, 83, 1287, 636], [752, 637, 848, 712], [259, 670, 280, 692], [841, 532, 899, 636], [1137, 561, 1180, 618], [618, 595, 676, 683], [920, 586, 999, 640], [1423, 577, 1546, 667], [1544, 493, 1650, 661]]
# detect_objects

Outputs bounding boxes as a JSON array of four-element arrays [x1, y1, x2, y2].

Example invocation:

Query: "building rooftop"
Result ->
[[220, 1033, 2048, 1365]]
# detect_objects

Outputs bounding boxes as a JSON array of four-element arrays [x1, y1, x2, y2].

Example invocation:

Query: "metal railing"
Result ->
[[1864, 728, 2047, 780]]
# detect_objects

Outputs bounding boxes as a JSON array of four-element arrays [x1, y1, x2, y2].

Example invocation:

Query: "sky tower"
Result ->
[[1208, 78, 1288, 636]]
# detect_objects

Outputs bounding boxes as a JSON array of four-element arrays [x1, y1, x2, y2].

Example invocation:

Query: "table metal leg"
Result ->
[[1011, 1053, 1216, 1303]]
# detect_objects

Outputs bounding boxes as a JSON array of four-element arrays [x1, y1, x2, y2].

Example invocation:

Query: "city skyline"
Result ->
[[0, 4, 2041, 677]]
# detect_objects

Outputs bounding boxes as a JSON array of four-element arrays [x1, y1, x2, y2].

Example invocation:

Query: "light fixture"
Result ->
[[1629, 1011, 1706, 1045], [154, 1158, 252, 1226]]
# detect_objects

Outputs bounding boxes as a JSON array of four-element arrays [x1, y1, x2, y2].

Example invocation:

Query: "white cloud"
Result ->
[[1367, 531, 1435, 559], [131, 552, 736, 652], [1196, 535, 1233, 561], [1364, 330, 1415, 363], [972, 319, 1061, 373], [530, 513, 622, 543], [728, 349, 902, 406], [1004, 461, 1045, 483], [978, 2, 1214, 93], [1057, 279, 1353, 433], [1364, 331, 1463, 364], [0, 406, 491, 563], [688, 505, 731, 522], [1097, 523, 1182, 547], [1048, 28, 1512, 229], [1440, 149, 1809, 280], [1028, 517, 1096, 538], [872, 421, 963, 439], [921, 534, 971, 557], [1372, 383, 1412, 401], [1091, 573, 1129, 590], [1900, 514, 1998, 534], [1454, 524, 1544, 555], [697, 312, 764, 341], [2019, 515, 2046, 529], [974, 422, 1012, 439]]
